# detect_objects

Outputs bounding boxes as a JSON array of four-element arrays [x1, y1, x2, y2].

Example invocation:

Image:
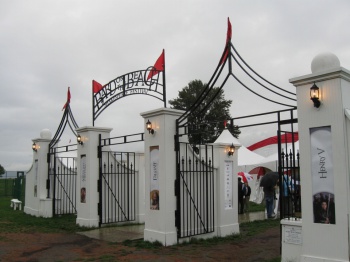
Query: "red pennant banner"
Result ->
[[62, 87, 71, 111], [147, 49, 165, 80], [93, 80, 104, 93]]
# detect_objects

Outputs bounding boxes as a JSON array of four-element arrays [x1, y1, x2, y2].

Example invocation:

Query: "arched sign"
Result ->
[[92, 51, 166, 125]]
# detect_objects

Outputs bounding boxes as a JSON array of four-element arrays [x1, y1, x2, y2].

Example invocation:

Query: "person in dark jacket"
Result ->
[[238, 177, 244, 214], [244, 182, 251, 212]]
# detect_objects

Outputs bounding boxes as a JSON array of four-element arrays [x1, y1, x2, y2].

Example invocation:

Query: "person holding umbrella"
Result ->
[[260, 172, 279, 219]]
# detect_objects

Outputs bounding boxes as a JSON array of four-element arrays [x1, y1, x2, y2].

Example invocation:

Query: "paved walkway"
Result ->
[[78, 211, 269, 243]]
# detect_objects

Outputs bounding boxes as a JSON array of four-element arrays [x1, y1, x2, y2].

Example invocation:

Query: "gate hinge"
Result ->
[[97, 179, 100, 192], [174, 179, 179, 196], [98, 202, 101, 214], [97, 145, 102, 158], [175, 210, 179, 227]]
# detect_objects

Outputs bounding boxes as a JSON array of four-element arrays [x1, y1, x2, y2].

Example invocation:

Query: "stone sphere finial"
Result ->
[[40, 129, 52, 139], [311, 52, 340, 74]]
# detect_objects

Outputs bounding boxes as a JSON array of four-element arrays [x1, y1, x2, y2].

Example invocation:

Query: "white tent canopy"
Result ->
[[214, 129, 266, 166]]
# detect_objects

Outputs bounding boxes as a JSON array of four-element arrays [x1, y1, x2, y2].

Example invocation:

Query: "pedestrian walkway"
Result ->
[[78, 211, 271, 243]]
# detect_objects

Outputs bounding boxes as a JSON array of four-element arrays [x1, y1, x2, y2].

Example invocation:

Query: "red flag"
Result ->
[[220, 18, 232, 65], [62, 87, 71, 111], [92, 80, 104, 93], [147, 49, 165, 80]]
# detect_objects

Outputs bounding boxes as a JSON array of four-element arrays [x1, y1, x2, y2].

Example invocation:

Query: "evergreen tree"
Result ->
[[0, 164, 5, 177], [169, 79, 240, 144]]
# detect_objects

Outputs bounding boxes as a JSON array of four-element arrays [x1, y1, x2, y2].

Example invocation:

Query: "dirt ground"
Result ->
[[0, 226, 280, 262]]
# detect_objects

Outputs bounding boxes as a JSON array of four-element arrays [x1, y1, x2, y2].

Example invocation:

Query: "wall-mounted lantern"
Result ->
[[146, 119, 155, 134], [77, 134, 83, 145], [310, 82, 321, 108], [32, 142, 40, 152], [228, 143, 235, 156]]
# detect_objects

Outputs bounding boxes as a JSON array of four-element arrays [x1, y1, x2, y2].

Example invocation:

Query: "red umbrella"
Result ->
[[238, 172, 253, 183]]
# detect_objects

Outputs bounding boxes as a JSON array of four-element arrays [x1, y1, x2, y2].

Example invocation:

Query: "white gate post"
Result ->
[[288, 53, 350, 262], [24, 129, 53, 217], [212, 141, 241, 237], [75, 126, 112, 228], [141, 107, 184, 246]]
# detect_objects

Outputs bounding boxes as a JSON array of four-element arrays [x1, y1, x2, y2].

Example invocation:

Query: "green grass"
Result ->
[[0, 196, 280, 261], [0, 196, 92, 233], [248, 201, 266, 212]]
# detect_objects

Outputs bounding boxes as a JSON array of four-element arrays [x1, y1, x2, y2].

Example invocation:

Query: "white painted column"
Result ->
[[212, 142, 241, 237], [287, 53, 350, 262], [75, 126, 112, 228], [141, 108, 184, 246], [24, 129, 53, 217]]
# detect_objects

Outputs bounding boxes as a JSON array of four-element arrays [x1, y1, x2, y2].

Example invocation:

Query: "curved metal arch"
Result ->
[[93, 66, 166, 125], [231, 43, 296, 96], [177, 44, 230, 125], [229, 44, 296, 101], [177, 36, 297, 132], [49, 104, 79, 149]]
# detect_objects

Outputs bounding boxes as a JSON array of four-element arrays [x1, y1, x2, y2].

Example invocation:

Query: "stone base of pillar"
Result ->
[[300, 256, 348, 262], [76, 217, 99, 228], [144, 229, 177, 246], [39, 198, 53, 218], [281, 219, 302, 262], [24, 206, 39, 217], [217, 223, 240, 237]]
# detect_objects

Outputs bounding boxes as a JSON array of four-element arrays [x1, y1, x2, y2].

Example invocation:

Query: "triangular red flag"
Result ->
[[62, 87, 71, 111], [92, 80, 104, 93], [220, 18, 232, 65], [147, 49, 165, 80]]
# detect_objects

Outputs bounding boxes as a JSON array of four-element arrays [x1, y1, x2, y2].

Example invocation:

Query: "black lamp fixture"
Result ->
[[228, 143, 235, 156], [146, 119, 154, 134], [310, 82, 321, 108], [77, 134, 83, 145], [32, 142, 39, 152]]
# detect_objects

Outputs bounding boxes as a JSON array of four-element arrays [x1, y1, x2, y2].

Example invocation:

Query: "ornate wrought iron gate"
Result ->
[[98, 133, 144, 226], [48, 144, 77, 216], [277, 110, 300, 219], [175, 142, 215, 238], [47, 104, 79, 217]]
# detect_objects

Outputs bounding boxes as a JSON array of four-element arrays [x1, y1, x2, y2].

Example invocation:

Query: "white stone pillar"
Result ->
[[212, 142, 241, 237], [141, 108, 184, 246], [288, 53, 350, 262], [75, 126, 112, 228], [24, 129, 53, 217]]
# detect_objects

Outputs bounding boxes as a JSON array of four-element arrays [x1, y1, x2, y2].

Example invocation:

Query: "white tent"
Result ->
[[214, 130, 269, 203], [214, 129, 266, 166]]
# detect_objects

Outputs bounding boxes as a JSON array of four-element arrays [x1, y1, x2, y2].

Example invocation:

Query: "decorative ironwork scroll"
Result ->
[[92, 67, 166, 126]]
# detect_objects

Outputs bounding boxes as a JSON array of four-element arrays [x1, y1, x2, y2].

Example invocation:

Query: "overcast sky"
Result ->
[[1, 0, 349, 171]]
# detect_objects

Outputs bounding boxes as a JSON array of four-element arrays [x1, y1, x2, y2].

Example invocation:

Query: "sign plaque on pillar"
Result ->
[[80, 155, 87, 203], [150, 146, 160, 210], [310, 126, 335, 224], [224, 160, 233, 210]]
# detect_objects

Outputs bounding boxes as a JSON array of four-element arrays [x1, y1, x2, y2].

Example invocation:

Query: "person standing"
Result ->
[[244, 182, 251, 212], [238, 177, 244, 214], [263, 182, 278, 218], [282, 173, 294, 216]]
